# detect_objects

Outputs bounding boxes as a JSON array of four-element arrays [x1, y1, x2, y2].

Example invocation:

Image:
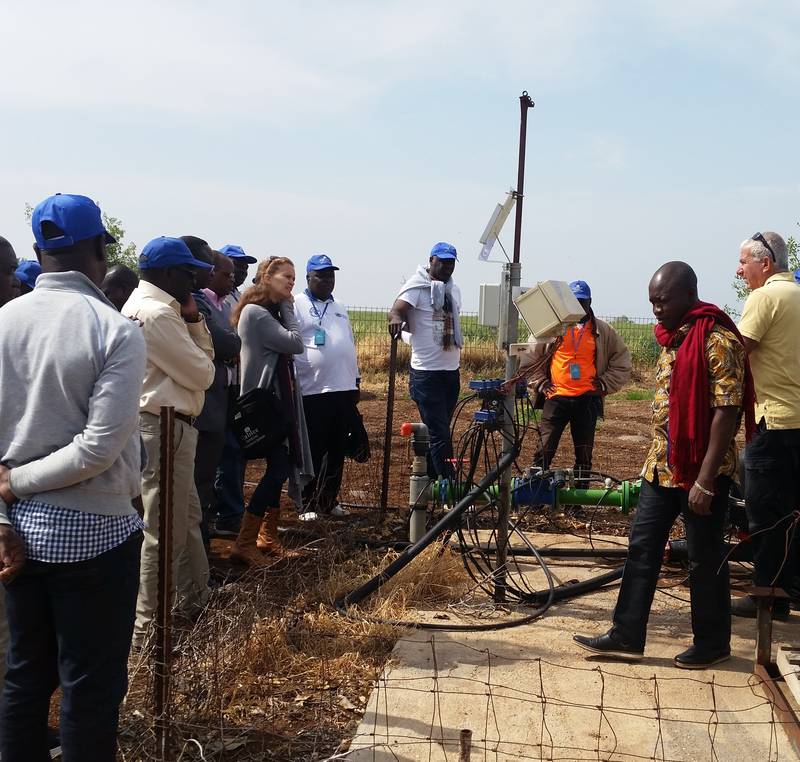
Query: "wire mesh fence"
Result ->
[[340, 635, 793, 761], [348, 308, 658, 376], [336, 309, 657, 512]]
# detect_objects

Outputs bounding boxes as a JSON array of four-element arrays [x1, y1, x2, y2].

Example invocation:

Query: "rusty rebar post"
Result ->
[[379, 336, 399, 518], [458, 728, 473, 761], [745, 586, 789, 669], [154, 406, 175, 760]]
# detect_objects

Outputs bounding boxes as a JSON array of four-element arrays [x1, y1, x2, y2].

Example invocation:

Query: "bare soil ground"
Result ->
[[112, 389, 656, 761]]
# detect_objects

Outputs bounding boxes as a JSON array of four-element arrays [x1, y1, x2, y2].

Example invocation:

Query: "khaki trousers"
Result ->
[[134, 413, 209, 645]]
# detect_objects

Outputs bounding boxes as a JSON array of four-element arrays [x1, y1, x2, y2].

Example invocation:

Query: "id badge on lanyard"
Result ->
[[314, 327, 326, 346], [570, 324, 587, 380]]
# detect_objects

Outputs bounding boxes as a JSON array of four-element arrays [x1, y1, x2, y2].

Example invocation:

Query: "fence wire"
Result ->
[[339, 635, 794, 762]]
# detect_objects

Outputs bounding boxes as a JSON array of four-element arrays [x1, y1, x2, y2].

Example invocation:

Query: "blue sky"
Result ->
[[1, 1, 797, 316]]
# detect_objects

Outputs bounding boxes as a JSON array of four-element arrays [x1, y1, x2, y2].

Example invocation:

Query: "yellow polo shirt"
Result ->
[[738, 271, 800, 429]]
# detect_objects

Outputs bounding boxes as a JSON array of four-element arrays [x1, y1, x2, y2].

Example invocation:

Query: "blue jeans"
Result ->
[[247, 444, 291, 517], [611, 477, 730, 653], [408, 368, 460, 479], [214, 427, 245, 526], [0, 531, 142, 762]]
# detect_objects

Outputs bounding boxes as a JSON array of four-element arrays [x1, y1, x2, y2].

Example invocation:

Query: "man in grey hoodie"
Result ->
[[0, 194, 147, 762]]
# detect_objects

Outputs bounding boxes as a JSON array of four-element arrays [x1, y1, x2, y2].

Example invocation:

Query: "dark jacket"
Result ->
[[193, 291, 241, 432]]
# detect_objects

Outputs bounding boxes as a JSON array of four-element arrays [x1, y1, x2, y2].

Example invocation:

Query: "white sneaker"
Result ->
[[329, 504, 350, 517], [298, 511, 319, 522]]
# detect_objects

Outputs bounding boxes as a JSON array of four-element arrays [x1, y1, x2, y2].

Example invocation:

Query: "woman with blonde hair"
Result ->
[[230, 256, 313, 565]]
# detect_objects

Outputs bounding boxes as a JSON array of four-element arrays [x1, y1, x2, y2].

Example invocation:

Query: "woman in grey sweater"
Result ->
[[230, 256, 312, 566]]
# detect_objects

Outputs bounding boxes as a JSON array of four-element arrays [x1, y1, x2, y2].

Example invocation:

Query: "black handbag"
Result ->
[[345, 407, 371, 463], [231, 387, 291, 459]]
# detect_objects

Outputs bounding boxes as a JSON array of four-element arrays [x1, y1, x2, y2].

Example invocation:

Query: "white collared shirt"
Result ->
[[293, 290, 359, 395]]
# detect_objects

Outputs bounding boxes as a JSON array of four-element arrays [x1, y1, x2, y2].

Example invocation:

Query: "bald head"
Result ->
[[0, 236, 19, 307], [648, 261, 699, 331], [101, 264, 139, 311]]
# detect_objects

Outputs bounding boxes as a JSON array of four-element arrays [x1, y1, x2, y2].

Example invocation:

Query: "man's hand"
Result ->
[[688, 481, 713, 516], [388, 299, 410, 340], [0, 524, 25, 582], [0, 465, 17, 506], [537, 381, 554, 396], [388, 316, 404, 340], [180, 294, 201, 323]]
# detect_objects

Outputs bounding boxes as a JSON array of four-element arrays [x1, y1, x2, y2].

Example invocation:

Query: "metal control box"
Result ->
[[513, 280, 585, 338]]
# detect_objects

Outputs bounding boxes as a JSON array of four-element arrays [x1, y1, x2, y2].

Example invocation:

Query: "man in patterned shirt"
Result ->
[[0, 194, 147, 760], [574, 261, 755, 669]]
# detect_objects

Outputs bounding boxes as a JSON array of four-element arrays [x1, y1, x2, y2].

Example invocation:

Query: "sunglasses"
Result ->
[[751, 232, 776, 263]]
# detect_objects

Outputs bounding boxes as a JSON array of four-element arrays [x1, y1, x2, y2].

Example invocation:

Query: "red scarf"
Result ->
[[654, 301, 756, 489]]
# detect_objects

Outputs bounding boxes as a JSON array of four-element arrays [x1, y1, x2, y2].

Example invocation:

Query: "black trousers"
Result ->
[[611, 476, 731, 653], [302, 391, 357, 513], [194, 429, 227, 536], [1, 532, 142, 762], [534, 394, 600, 483], [744, 423, 800, 612]]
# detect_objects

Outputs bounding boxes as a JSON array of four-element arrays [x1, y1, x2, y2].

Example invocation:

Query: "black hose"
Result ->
[[336, 451, 517, 610], [520, 566, 624, 605]]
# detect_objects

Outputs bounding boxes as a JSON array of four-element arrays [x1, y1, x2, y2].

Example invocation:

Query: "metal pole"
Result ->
[[495, 91, 534, 603], [459, 728, 473, 761], [154, 406, 175, 760], [379, 337, 399, 518]]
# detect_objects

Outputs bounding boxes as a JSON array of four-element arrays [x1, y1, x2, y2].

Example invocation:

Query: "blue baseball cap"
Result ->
[[430, 241, 457, 260], [307, 253, 339, 272], [795, 269, 800, 285], [32, 194, 116, 251], [15, 260, 42, 290], [220, 244, 257, 264], [569, 280, 592, 300], [138, 237, 214, 271]]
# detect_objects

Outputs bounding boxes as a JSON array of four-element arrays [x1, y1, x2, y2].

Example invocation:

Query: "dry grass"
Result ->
[[119, 536, 471, 761]]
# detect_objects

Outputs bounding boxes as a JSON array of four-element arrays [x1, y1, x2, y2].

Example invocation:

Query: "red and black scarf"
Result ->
[[654, 302, 756, 489]]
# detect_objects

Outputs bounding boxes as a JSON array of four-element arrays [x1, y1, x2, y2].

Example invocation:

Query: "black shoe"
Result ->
[[731, 596, 790, 621], [573, 632, 643, 662], [674, 645, 730, 670], [211, 517, 241, 538]]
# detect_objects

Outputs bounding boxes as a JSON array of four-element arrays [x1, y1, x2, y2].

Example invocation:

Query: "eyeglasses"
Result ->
[[751, 232, 776, 263], [172, 266, 199, 280]]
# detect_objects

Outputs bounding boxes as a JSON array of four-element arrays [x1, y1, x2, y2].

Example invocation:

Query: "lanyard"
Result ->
[[305, 289, 330, 325], [570, 322, 589, 356]]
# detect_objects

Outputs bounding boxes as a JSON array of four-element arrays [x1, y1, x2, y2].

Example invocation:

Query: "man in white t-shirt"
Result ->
[[295, 254, 360, 518], [389, 242, 462, 479]]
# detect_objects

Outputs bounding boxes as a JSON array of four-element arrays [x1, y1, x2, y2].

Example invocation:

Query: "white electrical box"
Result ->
[[479, 283, 530, 327], [478, 284, 501, 327], [514, 280, 585, 339]]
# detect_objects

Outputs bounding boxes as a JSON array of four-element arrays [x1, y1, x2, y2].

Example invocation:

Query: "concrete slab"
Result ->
[[344, 534, 798, 761]]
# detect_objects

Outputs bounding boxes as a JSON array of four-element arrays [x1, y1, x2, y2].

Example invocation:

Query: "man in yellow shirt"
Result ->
[[521, 280, 631, 487], [734, 231, 800, 620]]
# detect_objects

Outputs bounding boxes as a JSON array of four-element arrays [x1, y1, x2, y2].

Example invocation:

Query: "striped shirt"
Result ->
[[9, 500, 143, 564]]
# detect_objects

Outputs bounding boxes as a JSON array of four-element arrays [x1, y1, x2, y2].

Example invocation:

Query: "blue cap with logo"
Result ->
[[220, 244, 257, 264], [138, 237, 214, 271], [430, 241, 457, 260], [569, 280, 592, 300], [32, 193, 116, 251], [15, 260, 42, 290], [306, 253, 339, 272]]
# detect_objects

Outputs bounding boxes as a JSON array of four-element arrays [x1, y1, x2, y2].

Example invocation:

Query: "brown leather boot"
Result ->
[[231, 511, 271, 567], [256, 507, 284, 557]]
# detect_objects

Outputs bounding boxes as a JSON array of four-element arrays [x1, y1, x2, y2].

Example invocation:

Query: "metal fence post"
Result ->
[[154, 405, 175, 760]]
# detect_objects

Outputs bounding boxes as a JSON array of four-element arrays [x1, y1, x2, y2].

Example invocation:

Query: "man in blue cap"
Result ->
[[0, 193, 147, 760], [212, 244, 258, 536], [14, 259, 41, 295], [294, 254, 360, 519], [520, 280, 631, 487], [389, 242, 462, 479], [219, 243, 257, 323], [122, 237, 215, 649]]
